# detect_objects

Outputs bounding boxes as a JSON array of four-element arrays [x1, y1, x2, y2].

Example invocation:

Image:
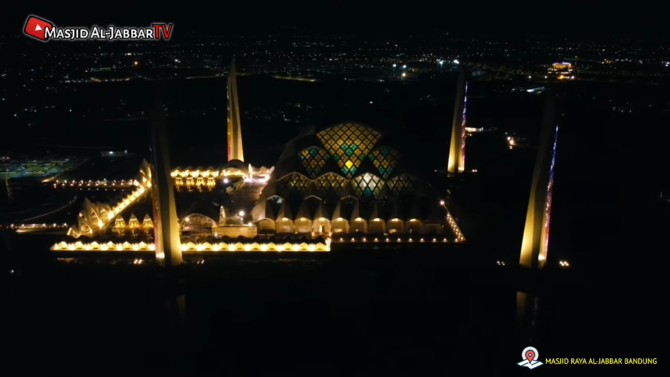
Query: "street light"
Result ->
[[238, 211, 245, 217], [453, 59, 459, 64]]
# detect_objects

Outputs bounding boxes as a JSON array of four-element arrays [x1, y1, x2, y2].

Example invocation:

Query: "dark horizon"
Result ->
[[2, 1, 670, 37]]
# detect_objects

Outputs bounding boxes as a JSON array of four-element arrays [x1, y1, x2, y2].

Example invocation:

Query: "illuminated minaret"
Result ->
[[227, 56, 244, 162], [150, 85, 182, 267], [519, 87, 559, 269], [448, 64, 467, 174]]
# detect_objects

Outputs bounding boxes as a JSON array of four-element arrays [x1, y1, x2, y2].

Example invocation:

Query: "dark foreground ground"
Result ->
[[2, 251, 663, 375]]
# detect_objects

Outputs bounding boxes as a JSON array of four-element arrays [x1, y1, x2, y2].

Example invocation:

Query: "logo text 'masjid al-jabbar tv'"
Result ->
[[23, 15, 173, 42]]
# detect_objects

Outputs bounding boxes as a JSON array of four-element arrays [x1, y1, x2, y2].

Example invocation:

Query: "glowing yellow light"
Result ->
[[345, 160, 353, 169]]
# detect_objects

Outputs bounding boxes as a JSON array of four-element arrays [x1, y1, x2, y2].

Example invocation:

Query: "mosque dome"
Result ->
[[253, 122, 446, 230]]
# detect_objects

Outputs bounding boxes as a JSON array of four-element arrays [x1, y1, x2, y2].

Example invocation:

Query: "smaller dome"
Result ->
[[223, 159, 246, 171]]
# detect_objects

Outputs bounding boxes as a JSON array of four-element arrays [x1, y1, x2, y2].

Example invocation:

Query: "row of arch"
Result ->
[[257, 217, 444, 236], [275, 172, 420, 199], [51, 241, 328, 252]]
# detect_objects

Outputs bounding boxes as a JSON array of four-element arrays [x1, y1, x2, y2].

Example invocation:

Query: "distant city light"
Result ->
[[392, 64, 396, 67], [238, 211, 245, 217], [440, 200, 445, 205], [559, 260, 570, 267], [439, 60, 444, 65], [453, 59, 459, 64], [401, 72, 406, 77], [402, 65, 406, 69]]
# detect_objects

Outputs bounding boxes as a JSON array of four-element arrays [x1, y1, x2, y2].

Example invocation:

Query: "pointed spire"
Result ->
[[150, 81, 182, 267], [263, 201, 276, 221], [350, 200, 361, 223], [227, 55, 244, 162], [219, 205, 226, 223], [369, 200, 380, 221], [128, 213, 140, 229], [409, 202, 422, 221], [448, 64, 467, 174], [142, 214, 153, 234], [388, 198, 400, 220], [296, 200, 312, 220], [519, 87, 558, 269], [276, 199, 293, 221], [331, 200, 343, 221], [314, 200, 329, 220]]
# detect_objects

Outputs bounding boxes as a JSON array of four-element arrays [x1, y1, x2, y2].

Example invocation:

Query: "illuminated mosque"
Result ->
[[42, 56, 560, 273], [50, 58, 471, 257]]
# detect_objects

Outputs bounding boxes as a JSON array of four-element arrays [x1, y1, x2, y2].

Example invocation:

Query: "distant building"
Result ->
[[101, 150, 129, 158], [548, 62, 575, 80]]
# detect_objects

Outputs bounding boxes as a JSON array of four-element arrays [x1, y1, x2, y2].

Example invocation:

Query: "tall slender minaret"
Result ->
[[150, 85, 182, 267], [448, 64, 467, 174], [227, 56, 244, 162], [519, 87, 559, 269]]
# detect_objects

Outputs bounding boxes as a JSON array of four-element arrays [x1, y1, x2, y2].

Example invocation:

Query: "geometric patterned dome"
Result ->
[[258, 122, 435, 206]]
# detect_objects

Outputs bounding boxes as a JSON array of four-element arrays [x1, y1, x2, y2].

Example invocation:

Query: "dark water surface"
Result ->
[[4, 256, 662, 374]]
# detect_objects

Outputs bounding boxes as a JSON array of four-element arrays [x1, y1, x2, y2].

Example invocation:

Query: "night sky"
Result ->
[[1, 1, 668, 36]]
